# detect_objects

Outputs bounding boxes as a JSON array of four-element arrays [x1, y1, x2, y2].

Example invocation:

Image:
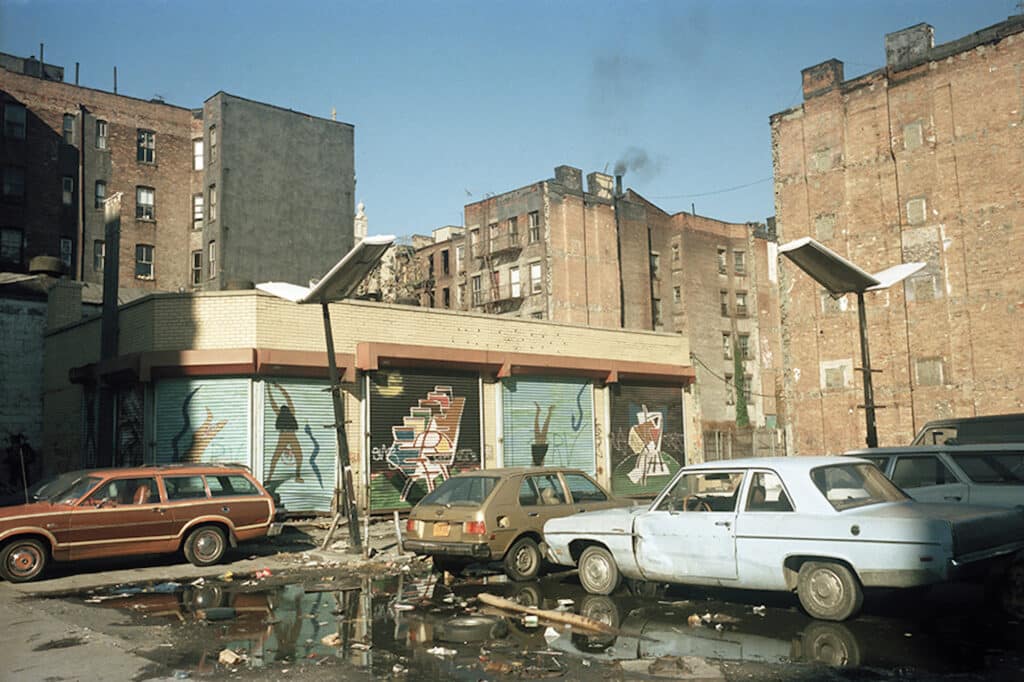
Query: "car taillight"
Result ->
[[463, 520, 487, 535], [406, 518, 417, 533]]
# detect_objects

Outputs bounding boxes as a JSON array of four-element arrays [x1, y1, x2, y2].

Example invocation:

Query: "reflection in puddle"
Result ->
[[79, 572, 1024, 678]]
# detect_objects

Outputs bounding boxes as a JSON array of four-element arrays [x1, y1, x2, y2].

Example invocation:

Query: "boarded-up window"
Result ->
[[815, 214, 836, 241], [907, 197, 927, 225], [824, 367, 845, 389], [909, 273, 939, 302], [812, 148, 832, 171], [903, 121, 923, 150], [916, 358, 944, 386], [820, 359, 852, 391]]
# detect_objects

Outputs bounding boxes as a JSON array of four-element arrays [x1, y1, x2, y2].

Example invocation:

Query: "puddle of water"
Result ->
[[73, 570, 1024, 679]]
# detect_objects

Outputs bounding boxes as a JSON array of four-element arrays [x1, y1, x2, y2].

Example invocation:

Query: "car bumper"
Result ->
[[404, 539, 492, 560]]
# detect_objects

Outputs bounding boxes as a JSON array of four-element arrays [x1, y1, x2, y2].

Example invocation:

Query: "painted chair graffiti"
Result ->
[[385, 386, 466, 501], [626, 405, 669, 486]]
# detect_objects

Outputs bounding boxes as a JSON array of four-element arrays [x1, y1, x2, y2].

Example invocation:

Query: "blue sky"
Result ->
[[1, 1, 1016, 238]]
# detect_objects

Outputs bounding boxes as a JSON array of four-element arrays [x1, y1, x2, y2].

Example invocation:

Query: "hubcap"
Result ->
[[515, 546, 536, 573], [810, 568, 843, 607], [584, 554, 611, 589], [195, 532, 221, 560], [9, 546, 40, 577]]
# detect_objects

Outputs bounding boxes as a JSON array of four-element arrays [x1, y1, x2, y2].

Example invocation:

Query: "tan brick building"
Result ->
[[400, 165, 784, 458], [771, 17, 1024, 453]]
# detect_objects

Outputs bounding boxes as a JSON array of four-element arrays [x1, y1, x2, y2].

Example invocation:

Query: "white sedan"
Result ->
[[544, 456, 1024, 621]]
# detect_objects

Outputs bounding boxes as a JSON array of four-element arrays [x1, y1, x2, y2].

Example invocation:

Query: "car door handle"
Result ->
[[577, 509, 587, 513], [151, 507, 165, 513], [528, 512, 539, 517], [944, 496, 962, 502], [715, 521, 731, 527]]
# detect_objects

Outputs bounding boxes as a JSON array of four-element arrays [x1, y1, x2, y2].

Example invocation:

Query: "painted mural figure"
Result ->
[[385, 386, 464, 501], [532, 402, 555, 465], [184, 407, 228, 462], [626, 405, 670, 486], [268, 383, 304, 483]]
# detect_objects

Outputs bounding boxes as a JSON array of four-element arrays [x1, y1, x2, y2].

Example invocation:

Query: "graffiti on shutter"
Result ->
[[502, 376, 595, 474], [368, 369, 481, 512], [154, 378, 251, 467], [262, 379, 338, 513], [609, 384, 685, 497], [116, 383, 145, 467]]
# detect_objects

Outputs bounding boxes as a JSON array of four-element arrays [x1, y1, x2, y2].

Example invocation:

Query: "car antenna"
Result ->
[[18, 440, 30, 505]]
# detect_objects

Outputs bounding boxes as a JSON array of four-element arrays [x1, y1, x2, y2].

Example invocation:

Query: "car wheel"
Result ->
[[797, 561, 863, 621], [183, 525, 227, 567], [578, 545, 621, 595], [184, 584, 226, 611], [504, 537, 542, 581], [800, 621, 861, 667], [434, 615, 509, 643], [0, 538, 47, 583]]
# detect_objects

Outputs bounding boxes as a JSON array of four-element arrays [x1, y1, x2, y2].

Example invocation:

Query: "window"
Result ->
[[671, 242, 680, 261], [441, 249, 450, 275], [135, 186, 155, 220], [657, 471, 743, 513], [735, 291, 748, 317], [93, 240, 105, 271], [94, 180, 106, 209], [442, 287, 450, 307], [62, 114, 74, 144], [510, 266, 521, 298], [652, 298, 662, 326], [891, 456, 959, 489], [528, 211, 540, 243], [1, 227, 23, 265], [815, 213, 836, 241], [531, 311, 544, 319], [208, 184, 217, 222], [87, 477, 158, 506], [745, 471, 793, 512], [208, 125, 217, 162], [909, 273, 939, 302], [458, 283, 465, 307], [530, 262, 542, 294], [673, 286, 681, 304], [427, 291, 435, 307], [134, 244, 154, 279], [824, 366, 846, 390], [60, 237, 72, 269], [62, 176, 74, 205], [471, 275, 482, 305], [906, 197, 927, 225], [743, 374, 752, 403], [904, 121, 924, 151], [916, 357, 944, 386], [738, 334, 750, 359], [193, 139, 204, 170], [208, 475, 259, 497], [725, 374, 735, 405], [208, 240, 217, 278], [164, 476, 207, 500], [722, 333, 732, 359], [519, 475, 566, 506], [734, 250, 746, 275], [717, 247, 727, 274], [507, 216, 518, 242], [488, 221, 499, 247], [719, 290, 729, 316], [469, 228, 479, 257], [136, 129, 155, 163], [490, 269, 500, 295], [193, 194, 204, 229], [650, 252, 661, 279], [3, 167, 25, 199], [456, 245, 464, 272], [428, 253, 435, 278], [95, 120, 108, 149], [3, 103, 26, 138], [191, 250, 202, 285], [563, 473, 607, 502]]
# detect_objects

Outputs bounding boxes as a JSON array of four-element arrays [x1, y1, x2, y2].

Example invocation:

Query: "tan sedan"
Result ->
[[404, 467, 631, 581]]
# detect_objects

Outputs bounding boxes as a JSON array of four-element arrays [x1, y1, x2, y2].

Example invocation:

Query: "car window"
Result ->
[[563, 473, 608, 503], [38, 471, 91, 502], [861, 456, 889, 471], [84, 477, 159, 506], [208, 474, 260, 496], [164, 475, 208, 500], [811, 463, 908, 511], [952, 452, 1024, 484], [520, 474, 566, 506], [420, 475, 498, 507], [57, 475, 103, 504], [745, 471, 793, 512], [891, 456, 959, 489], [657, 471, 743, 512]]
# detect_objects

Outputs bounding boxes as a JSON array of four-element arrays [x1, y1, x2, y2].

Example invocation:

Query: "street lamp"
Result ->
[[257, 235, 395, 551], [778, 237, 924, 448]]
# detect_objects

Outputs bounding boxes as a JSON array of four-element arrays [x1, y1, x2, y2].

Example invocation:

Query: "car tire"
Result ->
[[434, 615, 509, 643], [578, 545, 621, 596], [797, 561, 863, 621], [800, 621, 861, 667], [504, 537, 542, 582], [183, 525, 227, 567], [0, 538, 48, 583]]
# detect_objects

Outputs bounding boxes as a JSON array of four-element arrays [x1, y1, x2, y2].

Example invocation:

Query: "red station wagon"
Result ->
[[0, 464, 284, 583]]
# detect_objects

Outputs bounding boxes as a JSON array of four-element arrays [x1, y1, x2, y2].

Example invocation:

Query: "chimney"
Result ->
[[885, 23, 934, 72], [586, 172, 614, 200], [801, 59, 844, 100], [615, 175, 623, 197], [554, 165, 583, 192]]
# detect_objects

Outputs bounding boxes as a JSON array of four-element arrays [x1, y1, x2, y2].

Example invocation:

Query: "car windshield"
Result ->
[[48, 475, 103, 504], [34, 471, 89, 501], [952, 452, 1024, 484], [419, 475, 498, 507], [811, 463, 908, 511]]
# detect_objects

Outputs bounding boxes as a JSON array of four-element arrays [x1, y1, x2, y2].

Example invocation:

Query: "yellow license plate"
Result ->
[[432, 522, 450, 537]]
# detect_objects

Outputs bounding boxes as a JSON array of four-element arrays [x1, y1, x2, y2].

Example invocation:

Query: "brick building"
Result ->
[[403, 165, 783, 458], [1, 53, 354, 293], [771, 17, 1024, 453]]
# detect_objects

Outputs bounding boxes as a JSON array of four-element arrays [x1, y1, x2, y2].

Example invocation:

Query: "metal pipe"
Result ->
[[857, 291, 878, 448]]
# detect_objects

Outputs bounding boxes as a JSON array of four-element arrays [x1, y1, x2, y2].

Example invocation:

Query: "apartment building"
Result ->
[[771, 16, 1024, 452]]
